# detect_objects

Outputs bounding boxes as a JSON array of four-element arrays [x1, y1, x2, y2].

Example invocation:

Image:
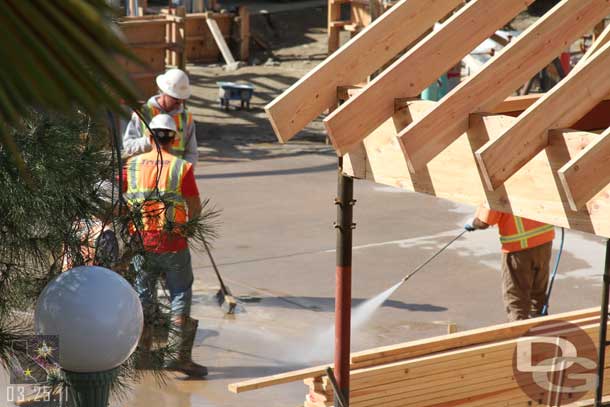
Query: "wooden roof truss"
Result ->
[[266, 0, 610, 238]]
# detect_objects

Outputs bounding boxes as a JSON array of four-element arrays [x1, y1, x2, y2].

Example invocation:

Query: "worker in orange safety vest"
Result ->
[[467, 205, 555, 321], [123, 113, 206, 377]]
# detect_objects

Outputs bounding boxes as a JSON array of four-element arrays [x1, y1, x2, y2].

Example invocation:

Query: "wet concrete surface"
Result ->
[[112, 147, 608, 407], [113, 35, 608, 402]]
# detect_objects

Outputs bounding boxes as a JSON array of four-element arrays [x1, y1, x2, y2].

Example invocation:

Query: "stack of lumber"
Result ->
[[229, 308, 610, 406], [304, 377, 332, 407]]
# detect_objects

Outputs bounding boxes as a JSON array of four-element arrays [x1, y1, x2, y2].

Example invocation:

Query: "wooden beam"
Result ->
[[323, 0, 533, 155], [206, 17, 236, 67], [228, 364, 332, 394], [490, 94, 541, 114], [558, 127, 610, 210], [476, 39, 610, 191], [227, 307, 598, 393], [239, 6, 250, 62], [573, 99, 610, 131], [347, 323, 601, 403], [352, 319, 602, 381], [176, 6, 186, 70], [350, 100, 610, 236], [395, 93, 544, 116], [398, 0, 610, 172], [327, 0, 341, 53], [265, 0, 463, 143], [350, 308, 599, 368], [343, 143, 367, 179], [337, 84, 365, 102]]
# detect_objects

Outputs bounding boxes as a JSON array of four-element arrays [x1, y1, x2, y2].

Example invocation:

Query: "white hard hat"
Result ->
[[149, 114, 177, 132], [156, 68, 191, 99]]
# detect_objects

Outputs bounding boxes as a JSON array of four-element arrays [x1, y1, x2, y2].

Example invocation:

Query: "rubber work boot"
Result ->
[[164, 316, 208, 378]]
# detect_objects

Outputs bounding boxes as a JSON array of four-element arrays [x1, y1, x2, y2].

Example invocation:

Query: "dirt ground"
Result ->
[[190, 5, 330, 153]]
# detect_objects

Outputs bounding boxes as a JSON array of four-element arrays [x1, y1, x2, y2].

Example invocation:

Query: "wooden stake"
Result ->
[[328, 0, 341, 54], [239, 6, 250, 62]]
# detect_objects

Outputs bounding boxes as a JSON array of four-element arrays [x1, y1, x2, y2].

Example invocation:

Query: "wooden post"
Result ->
[[169, 7, 177, 67], [239, 6, 250, 62], [177, 6, 186, 70], [167, 6, 186, 69], [328, 0, 341, 54], [165, 10, 171, 67]]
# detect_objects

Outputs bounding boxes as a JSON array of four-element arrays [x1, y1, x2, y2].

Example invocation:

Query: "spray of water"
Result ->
[[298, 281, 404, 364], [351, 281, 403, 330]]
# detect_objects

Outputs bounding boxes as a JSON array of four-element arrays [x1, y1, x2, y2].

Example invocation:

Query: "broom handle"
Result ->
[[203, 239, 229, 294]]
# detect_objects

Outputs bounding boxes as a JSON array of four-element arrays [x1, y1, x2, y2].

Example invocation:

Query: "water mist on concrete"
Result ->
[[297, 281, 404, 364]]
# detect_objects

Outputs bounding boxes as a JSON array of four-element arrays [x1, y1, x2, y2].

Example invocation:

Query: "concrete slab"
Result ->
[[110, 8, 608, 405], [114, 147, 607, 407]]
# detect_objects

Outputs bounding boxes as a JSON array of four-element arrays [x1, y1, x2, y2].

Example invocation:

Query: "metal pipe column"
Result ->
[[596, 239, 610, 406], [335, 158, 354, 406]]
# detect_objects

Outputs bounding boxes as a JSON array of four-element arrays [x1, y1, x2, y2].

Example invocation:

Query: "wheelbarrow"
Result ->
[[217, 81, 254, 110]]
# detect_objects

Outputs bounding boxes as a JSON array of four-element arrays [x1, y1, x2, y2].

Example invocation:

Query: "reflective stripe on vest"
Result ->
[[124, 153, 188, 232], [499, 217, 555, 249], [140, 103, 191, 157]]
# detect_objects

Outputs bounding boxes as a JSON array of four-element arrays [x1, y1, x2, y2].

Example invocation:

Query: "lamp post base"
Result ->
[[63, 368, 118, 407]]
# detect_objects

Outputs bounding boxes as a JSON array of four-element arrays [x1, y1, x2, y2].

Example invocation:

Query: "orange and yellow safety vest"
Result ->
[[476, 206, 555, 253], [140, 103, 193, 158], [124, 150, 191, 233]]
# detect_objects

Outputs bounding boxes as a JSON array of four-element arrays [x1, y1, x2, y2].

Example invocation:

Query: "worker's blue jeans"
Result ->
[[132, 248, 194, 319]]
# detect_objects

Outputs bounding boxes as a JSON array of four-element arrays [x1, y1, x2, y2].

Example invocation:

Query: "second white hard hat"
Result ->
[[149, 114, 177, 132], [156, 68, 191, 100]]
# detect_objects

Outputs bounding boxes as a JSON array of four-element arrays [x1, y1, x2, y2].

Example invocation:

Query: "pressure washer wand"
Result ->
[[400, 229, 468, 285]]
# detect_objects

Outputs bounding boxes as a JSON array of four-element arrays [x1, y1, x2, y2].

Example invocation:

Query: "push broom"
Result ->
[[203, 239, 238, 314]]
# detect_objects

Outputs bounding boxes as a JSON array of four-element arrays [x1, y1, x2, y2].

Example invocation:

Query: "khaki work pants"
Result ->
[[501, 241, 552, 322]]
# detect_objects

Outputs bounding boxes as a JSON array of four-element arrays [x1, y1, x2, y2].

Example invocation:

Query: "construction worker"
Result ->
[[123, 68, 198, 165], [467, 205, 555, 322], [123, 114, 207, 377]]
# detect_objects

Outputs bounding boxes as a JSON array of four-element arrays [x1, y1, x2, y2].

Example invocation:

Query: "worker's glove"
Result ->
[[464, 224, 476, 232]]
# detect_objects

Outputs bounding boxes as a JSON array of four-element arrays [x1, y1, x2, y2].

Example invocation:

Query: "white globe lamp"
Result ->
[[35, 266, 143, 406]]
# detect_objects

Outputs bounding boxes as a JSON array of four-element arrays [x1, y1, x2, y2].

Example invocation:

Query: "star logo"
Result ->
[[35, 341, 54, 359], [23, 368, 33, 378]]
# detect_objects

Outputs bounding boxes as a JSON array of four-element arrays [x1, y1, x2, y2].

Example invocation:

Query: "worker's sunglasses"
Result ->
[[153, 129, 176, 139]]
